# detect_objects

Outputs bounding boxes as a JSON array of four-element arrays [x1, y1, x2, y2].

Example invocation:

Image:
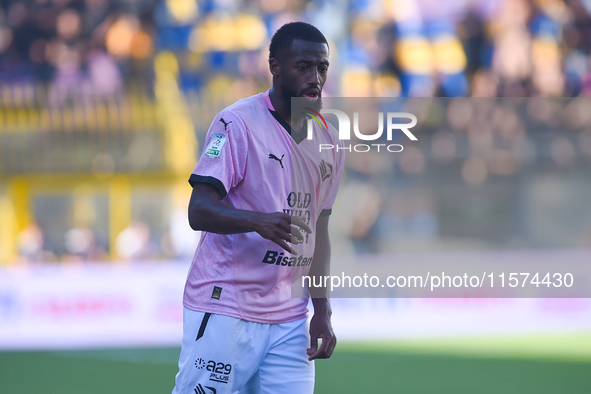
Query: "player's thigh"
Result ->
[[257, 318, 314, 394], [172, 308, 264, 394], [236, 369, 260, 394]]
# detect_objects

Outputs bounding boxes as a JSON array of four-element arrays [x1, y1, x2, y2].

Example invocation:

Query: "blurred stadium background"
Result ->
[[1, 0, 591, 393]]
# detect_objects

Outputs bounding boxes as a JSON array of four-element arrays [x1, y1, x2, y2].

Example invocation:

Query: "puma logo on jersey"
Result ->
[[319, 159, 333, 181], [269, 153, 285, 169], [219, 118, 233, 130]]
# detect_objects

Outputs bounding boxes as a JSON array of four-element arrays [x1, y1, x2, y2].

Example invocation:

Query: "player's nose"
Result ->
[[307, 68, 320, 85]]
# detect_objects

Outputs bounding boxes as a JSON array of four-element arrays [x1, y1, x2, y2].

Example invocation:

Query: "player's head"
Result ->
[[269, 22, 329, 110]]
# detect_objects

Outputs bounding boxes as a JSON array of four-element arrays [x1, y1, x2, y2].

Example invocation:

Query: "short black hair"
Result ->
[[269, 22, 328, 60]]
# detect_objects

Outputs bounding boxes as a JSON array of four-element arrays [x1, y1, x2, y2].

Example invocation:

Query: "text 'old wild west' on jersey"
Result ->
[[185, 90, 344, 324]]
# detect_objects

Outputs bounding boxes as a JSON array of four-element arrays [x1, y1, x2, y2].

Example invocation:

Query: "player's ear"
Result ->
[[269, 58, 280, 78]]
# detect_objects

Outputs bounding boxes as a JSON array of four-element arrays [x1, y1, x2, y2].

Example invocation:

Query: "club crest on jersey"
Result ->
[[319, 159, 333, 181], [204, 133, 227, 158]]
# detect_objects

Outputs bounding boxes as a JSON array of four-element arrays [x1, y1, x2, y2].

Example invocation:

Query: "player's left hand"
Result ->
[[307, 311, 336, 361]]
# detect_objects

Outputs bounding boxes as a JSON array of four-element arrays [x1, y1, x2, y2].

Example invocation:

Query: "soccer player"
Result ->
[[172, 22, 344, 394]]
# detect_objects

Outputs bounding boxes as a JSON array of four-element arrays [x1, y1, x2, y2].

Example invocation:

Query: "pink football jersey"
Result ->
[[184, 90, 344, 324]]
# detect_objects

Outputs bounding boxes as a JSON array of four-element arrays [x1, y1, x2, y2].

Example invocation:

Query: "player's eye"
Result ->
[[319, 67, 328, 73], [298, 65, 308, 71]]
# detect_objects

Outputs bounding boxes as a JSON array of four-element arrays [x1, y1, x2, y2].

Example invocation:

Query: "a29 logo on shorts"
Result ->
[[195, 357, 206, 369], [195, 358, 233, 384]]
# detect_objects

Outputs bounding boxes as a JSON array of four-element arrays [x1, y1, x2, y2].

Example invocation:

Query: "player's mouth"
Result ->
[[302, 89, 320, 102]]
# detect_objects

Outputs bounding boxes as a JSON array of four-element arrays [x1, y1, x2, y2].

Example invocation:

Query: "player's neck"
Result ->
[[269, 87, 308, 134], [269, 87, 291, 124]]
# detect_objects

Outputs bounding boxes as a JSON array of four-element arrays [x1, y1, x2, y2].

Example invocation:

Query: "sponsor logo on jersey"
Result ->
[[318, 159, 333, 181], [287, 192, 311, 209], [261, 250, 313, 267], [283, 192, 313, 243]]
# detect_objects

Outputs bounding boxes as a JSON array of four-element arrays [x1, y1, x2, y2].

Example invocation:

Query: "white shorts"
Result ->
[[171, 307, 314, 394]]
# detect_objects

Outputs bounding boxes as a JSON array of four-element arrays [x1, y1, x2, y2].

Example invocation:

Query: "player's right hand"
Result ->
[[252, 213, 312, 255]]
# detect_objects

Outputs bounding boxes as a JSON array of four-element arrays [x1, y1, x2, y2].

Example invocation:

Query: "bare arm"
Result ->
[[307, 215, 337, 360], [188, 182, 312, 254]]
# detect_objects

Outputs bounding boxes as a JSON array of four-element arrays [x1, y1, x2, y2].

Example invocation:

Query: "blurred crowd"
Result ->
[[4, 0, 591, 262], [1, 0, 591, 100], [0, 0, 154, 105]]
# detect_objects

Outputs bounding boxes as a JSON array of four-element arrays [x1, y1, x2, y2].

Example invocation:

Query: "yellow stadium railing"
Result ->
[[0, 52, 198, 263]]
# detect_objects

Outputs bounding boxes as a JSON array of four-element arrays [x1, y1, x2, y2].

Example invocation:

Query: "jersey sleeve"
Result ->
[[189, 112, 248, 199], [320, 139, 346, 217]]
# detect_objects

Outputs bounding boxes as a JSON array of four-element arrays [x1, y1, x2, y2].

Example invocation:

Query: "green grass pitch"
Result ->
[[1, 333, 590, 393]]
